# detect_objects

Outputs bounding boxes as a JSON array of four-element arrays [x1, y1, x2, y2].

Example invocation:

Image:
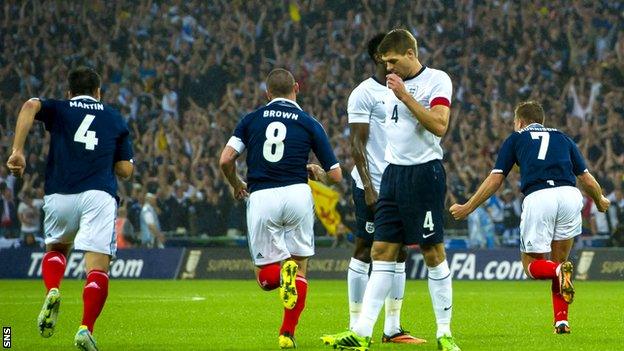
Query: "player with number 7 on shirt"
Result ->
[[450, 101, 610, 334], [6, 67, 134, 350], [219, 68, 342, 349]]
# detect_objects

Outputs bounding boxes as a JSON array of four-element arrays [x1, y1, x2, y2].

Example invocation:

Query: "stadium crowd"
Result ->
[[1, 0, 623, 248]]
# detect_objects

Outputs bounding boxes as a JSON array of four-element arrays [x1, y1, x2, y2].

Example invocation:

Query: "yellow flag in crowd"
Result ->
[[308, 180, 341, 235], [289, 2, 301, 22]]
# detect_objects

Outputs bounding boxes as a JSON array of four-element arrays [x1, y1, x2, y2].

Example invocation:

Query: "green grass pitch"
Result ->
[[1, 279, 622, 350]]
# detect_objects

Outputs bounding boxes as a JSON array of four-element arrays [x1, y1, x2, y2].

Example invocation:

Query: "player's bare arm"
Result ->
[[307, 163, 342, 185], [386, 73, 450, 137], [577, 171, 610, 212], [449, 173, 506, 220], [350, 123, 377, 207], [219, 145, 248, 200], [7, 98, 42, 177], [114, 160, 134, 180]]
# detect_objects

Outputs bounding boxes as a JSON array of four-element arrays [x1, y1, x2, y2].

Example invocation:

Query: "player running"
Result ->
[[6, 67, 134, 350], [220, 68, 342, 349], [323, 29, 459, 351], [346, 33, 425, 345], [450, 101, 610, 334]]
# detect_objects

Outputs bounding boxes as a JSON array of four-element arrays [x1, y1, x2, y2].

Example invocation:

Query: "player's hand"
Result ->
[[364, 186, 378, 209], [233, 180, 249, 200], [7, 150, 26, 177], [449, 203, 471, 221], [386, 73, 409, 101], [597, 195, 610, 213], [306, 164, 326, 182]]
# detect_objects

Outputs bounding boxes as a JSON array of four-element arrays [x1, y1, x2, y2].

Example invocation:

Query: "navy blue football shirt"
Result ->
[[34, 95, 133, 198], [227, 98, 339, 193], [492, 123, 587, 196]]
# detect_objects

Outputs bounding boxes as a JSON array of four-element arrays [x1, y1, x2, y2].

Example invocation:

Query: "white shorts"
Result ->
[[43, 190, 117, 256], [520, 186, 583, 253], [247, 183, 315, 266]]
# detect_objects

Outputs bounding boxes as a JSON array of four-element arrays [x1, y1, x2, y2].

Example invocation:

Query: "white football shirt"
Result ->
[[348, 77, 389, 192], [384, 67, 452, 165]]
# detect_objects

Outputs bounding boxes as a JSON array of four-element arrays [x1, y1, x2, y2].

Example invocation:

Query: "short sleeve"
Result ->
[[568, 137, 588, 175], [429, 71, 453, 108], [311, 121, 340, 171], [115, 119, 134, 162], [33, 98, 57, 130], [347, 86, 372, 124], [227, 114, 250, 153], [492, 133, 517, 176]]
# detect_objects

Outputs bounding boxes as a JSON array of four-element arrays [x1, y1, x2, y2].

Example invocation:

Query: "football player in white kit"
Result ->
[[322, 29, 460, 351], [345, 33, 425, 345]]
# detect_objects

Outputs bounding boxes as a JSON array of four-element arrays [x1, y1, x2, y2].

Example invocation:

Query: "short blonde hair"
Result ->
[[378, 29, 418, 56]]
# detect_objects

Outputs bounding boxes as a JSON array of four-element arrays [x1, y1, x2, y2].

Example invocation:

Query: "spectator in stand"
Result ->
[[140, 193, 166, 248], [17, 188, 43, 240], [500, 188, 521, 246], [0, 1, 622, 245], [115, 206, 138, 249], [0, 182, 18, 238]]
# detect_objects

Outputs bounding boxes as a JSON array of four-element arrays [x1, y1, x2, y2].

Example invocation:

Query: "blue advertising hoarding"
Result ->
[[0, 248, 185, 279]]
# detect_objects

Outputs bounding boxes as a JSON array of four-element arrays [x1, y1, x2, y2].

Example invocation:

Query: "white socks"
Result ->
[[427, 260, 453, 338], [383, 261, 405, 336], [347, 258, 370, 329], [352, 261, 395, 338]]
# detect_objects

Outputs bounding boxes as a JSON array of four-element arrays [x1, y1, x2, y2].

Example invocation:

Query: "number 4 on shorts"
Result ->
[[423, 211, 434, 231]]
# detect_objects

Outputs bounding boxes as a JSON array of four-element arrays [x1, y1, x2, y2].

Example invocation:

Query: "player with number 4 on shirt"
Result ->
[[323, 29, 459, 351], [450, 101, 610, 334], [6, 67, 134, 351], [220, 68, 342, 349]]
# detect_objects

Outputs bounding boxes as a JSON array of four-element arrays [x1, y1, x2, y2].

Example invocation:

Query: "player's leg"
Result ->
[[72, 190, 116, 350], [39, 194, 80, 338], [550, 239, 574, 334], [278, 184, 315, 349], [548, 186, 583, 334], [381, 245, 426, 344], [248, 188, 289, 292], [338, 241, 400, 343], [348, 181, 374, 329], [349, 238, 371, 329], [519, 188, 560, 280], [409, 161, 458, 350]]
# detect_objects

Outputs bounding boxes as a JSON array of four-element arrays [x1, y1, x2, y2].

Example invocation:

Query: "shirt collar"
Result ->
[[70, 95, 99, 102], [267, 97, 302, 111]]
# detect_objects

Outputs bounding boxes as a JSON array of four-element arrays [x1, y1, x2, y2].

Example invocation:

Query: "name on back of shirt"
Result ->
[[69, 100, 104, 110], [262, 109, 299, 120]]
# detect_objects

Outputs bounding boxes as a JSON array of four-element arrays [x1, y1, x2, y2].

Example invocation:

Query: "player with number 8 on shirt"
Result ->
[[219, 68, 342, 349], [450, 101, 610, 334], [6, 67, 134, 350]]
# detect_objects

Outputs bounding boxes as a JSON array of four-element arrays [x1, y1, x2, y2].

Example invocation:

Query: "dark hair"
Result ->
[[68, 66, 101, 96], [514, 101, 545, 125], [266, 68, 295, 97], [378, 29, 418, 56], [367, 33, 387, 62]]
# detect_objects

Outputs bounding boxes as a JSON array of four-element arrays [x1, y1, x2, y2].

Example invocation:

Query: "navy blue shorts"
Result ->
[[352, 180, 375, 244], [374, 160, 446, 246]]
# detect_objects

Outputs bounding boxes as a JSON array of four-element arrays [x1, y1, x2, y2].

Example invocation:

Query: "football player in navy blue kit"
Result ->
[[450, 101, 610, 334], [7, 67, 133, 350], [219, 68, 342, 349]]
